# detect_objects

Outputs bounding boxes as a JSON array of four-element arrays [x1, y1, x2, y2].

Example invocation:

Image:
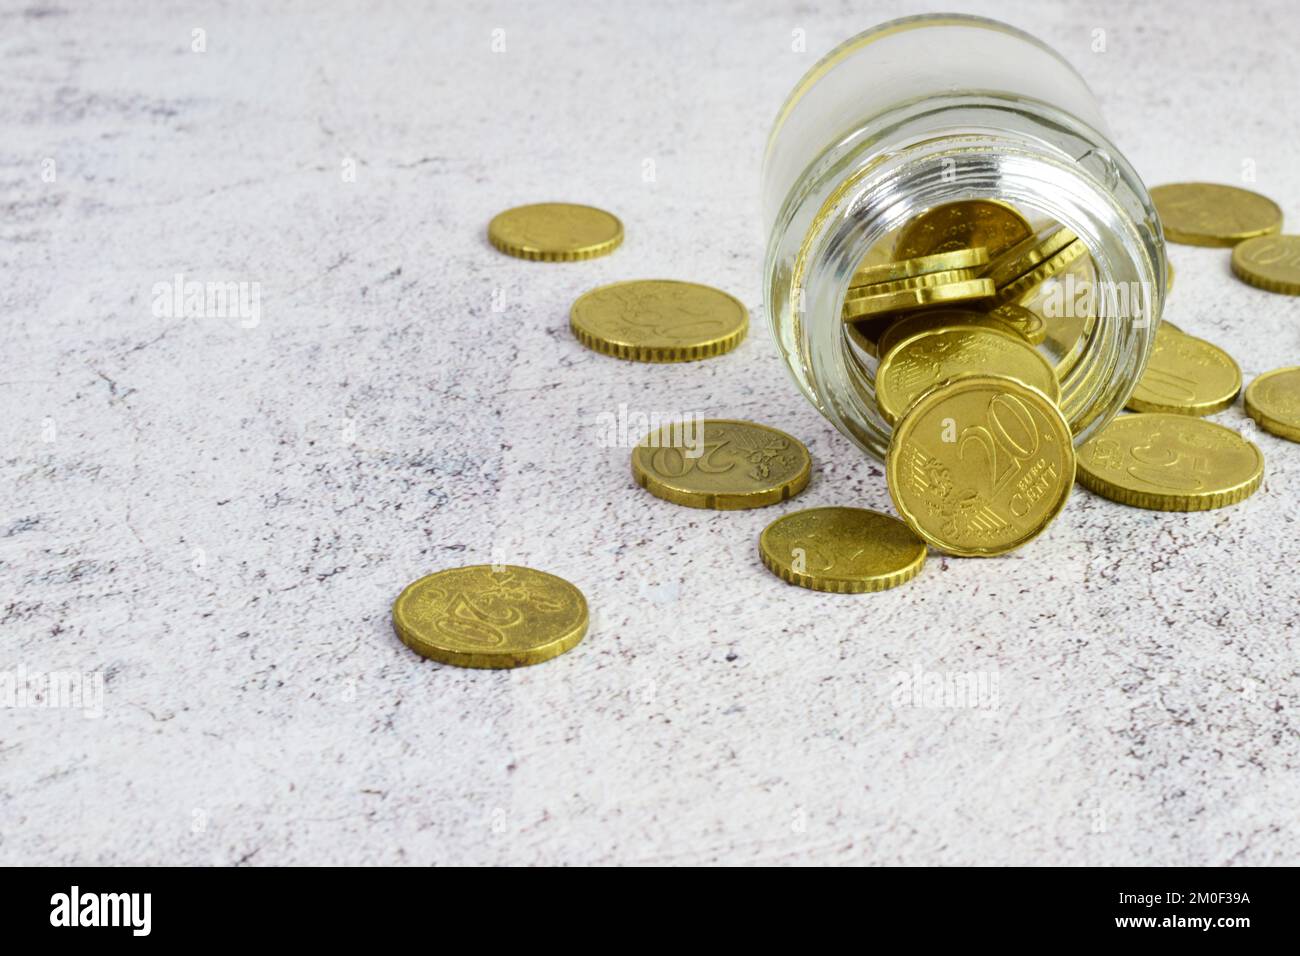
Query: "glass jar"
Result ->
[[761, 13, 1165, 460]]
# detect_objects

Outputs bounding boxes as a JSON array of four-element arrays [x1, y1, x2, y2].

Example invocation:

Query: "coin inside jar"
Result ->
[[875, 323, 1060, 425], [894, 200, 1034, 258], [840, 276, 995, 322], [873, 309, 1015, 360], [850, 247, 989, 287]]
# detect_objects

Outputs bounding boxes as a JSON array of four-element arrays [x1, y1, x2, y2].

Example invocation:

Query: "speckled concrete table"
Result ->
[[4, 0, 1299, 866]]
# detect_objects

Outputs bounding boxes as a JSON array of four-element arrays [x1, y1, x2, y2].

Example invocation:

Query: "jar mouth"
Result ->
[[770, 105, 1163, 460]]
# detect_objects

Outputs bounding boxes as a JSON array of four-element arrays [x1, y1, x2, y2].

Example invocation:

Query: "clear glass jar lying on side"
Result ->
[[761, 13, 1165, 461]]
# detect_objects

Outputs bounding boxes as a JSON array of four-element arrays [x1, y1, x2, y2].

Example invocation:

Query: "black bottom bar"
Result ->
[[1, 866, 1287, 943]]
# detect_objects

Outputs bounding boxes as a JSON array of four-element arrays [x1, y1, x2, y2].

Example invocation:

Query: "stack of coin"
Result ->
[[841, 247, 995, 330], [982, 224, 1085, 305], [843, 207, 1086, 363]]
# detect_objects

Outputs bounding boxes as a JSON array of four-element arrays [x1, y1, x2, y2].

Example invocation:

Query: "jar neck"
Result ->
[[768, 98, 1164, 460]]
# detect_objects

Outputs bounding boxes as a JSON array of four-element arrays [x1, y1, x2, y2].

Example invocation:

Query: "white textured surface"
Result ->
[[3, 0, 1299, 866]]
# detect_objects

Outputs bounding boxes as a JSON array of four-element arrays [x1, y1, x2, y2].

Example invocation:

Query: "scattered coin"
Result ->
[[840, 276, 995, 322], [851, 247, 989, 287], [875, 324, 1060, 425], [1244, 366, 1300, 443], [1151, 182, 1283, 247], [393, 565, 588, 668], [874, 309, 1015, 361], [571, 279, 747, 362], [758, 506, 926, 593], [1125, 324, 1242, 416], [631, 419, 811, 509], [886, 375, 1075, 556], [895, 200, 1034, 258], [488, 202, 623, 261], [1231, 234, 1300, 294], [1077, 414, 1264, 511]]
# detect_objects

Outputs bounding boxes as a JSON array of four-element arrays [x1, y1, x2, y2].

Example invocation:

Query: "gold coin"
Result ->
[[571, 279, 747, 362], [393, 565, 588, 668], [992, 238, 1086, 305], [845, 267, 978, 301], [840, 277, 994, 322], [895, 200, 1034, 258], [1167, 260, 1175, 293], [1231, 234, 1300, 294], [875, 309, 1012, 360], [758, 506, 926, 593], [875, 324, 1060, 425], [1077, 414, 1263, 511], [631, 419, 811, 509], [1125, 324, 1241, 416], [1151, 183, 1282, 247], [886, 375, 1075, 557], [1244, 366, 1300, 442], [851, 247, 989, 286], [983, 225, 1077, 287], [488, 202, 623, 261], [983, 302, 1047, 346]]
